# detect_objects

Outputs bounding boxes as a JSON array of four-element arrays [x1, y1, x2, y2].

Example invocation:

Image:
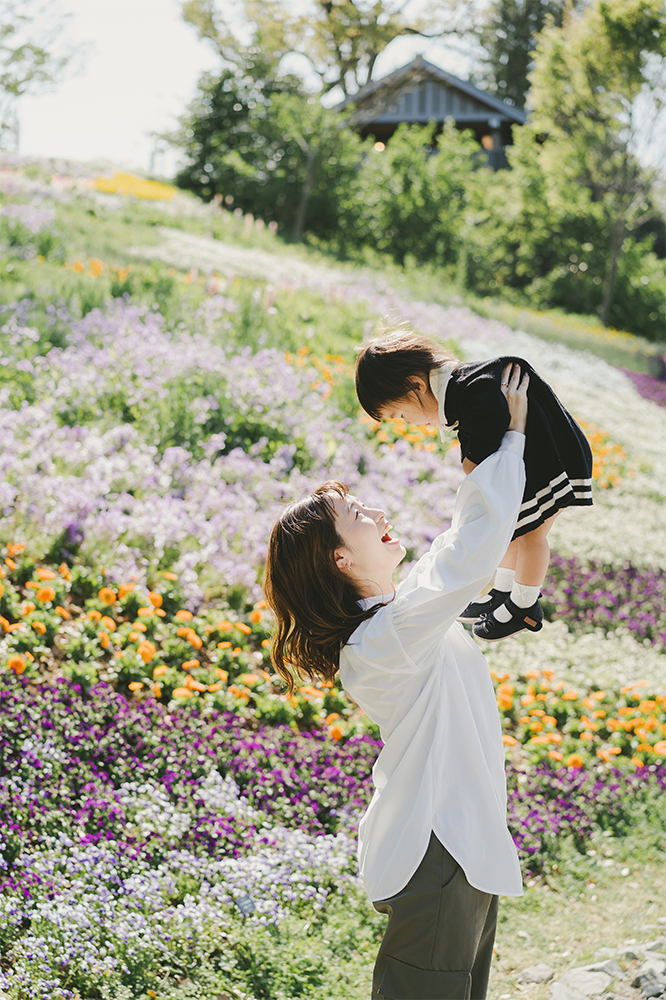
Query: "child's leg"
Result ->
[[511, 513, 558, 603]]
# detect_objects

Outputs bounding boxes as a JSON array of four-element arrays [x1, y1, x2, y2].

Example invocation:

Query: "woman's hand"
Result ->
[[501, 362, 529, 434]]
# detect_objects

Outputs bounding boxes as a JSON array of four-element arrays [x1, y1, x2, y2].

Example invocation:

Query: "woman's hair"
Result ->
[[264, 481, 387, 694], [355, 329, 458, 422]]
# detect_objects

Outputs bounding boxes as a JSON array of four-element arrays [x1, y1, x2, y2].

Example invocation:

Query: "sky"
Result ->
[[17, 0, 470, 177]]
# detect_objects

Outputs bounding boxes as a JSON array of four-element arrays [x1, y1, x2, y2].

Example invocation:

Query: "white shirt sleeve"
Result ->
[[388, 430, 525, 662]]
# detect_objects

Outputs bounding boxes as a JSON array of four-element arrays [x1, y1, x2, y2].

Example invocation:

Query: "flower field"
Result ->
[[0, 161, 665, 998]]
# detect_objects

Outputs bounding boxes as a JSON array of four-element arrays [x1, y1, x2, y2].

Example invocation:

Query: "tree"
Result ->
[[478, 0, 572, 109], [0, 0, 75, 147], [171, 69, 364, 241], [529, 0, 666, 326], [181, 0, 470, 97]]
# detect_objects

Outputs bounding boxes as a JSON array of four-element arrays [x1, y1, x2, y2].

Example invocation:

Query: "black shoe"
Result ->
[[472, 597, 543, 642], [457, 588, 510, 624]]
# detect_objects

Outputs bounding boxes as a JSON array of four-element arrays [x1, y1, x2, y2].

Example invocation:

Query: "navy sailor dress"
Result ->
[[442, 356, 593, 539]]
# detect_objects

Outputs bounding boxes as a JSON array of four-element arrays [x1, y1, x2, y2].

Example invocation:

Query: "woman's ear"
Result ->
[[335, 548, 351, 571]]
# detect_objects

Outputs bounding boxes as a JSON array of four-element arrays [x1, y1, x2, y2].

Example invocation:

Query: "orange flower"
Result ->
[[531, 735, 551, 744], [329, 725, 343, 741], [188, 680, 207, 692], [7, 655, 26, 674], [55, 606, 70, 619], [218, 641, 232, 649], [129, 632, 140, 642], [22, 602, 36, 616], [216, 668, 228, 682], [652, 741, 666, 756], [529, 708, 545, 717], [147, 591, 163, 608], [261, 638, 271, 648], [163, 571, 178, 581], [520, 694, 535, 706], [118, 583, 135, 599], [101, 616, 116, 632], [580, 732, 594, 741], [32, 621, 47, 635], [152, 664, 168, 677], [128, 681, 143, 691], [567, 753, 584, 769], [232, 647, 242, 656], [208, 682, 224, 692], [87, 609, 102, 622], [58, 563, 71, 581], [187, 632, 202, 650], [239, 673, 259, 687], [153, 684, 162, 698], [250, 609, 262, 623], [228, 684, 249, 701], [98, 631, 110, 649], [98, 588, 117, 605], [137, 607, 153, 617], [502, 735, 518, 746], [548, 751, 564, 761], [172, 687, 192, 698], [7, 543, 24, 557], [36, 568, 56, 581], [547, 733, 563, 744], [137, 640, 157, 664], [5, 558, 16, 571], [182, 659, 200, 670], [217, 620, 233, 631], [132, 622, 147, 632], [561, 690, 578, 701], [175, 610, 193, 621], [155, 608, 166, 617], [36, 586, 55, 603], [235, 622, 252, 635], [326, 712, 340, 725]]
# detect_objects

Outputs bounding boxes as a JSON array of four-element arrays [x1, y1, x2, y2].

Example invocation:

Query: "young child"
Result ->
[[264, 365, 529, 1000], [354, 331, 593, 641]]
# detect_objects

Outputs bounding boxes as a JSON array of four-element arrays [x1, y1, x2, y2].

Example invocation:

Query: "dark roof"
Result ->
[[338, 55, 527, 127]]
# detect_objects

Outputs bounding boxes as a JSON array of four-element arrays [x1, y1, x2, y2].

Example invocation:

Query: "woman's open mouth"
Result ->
[[381, 526, 399, 544]]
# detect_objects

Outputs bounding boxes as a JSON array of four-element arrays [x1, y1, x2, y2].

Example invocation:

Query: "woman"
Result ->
[[264, 364, 529, 1000]]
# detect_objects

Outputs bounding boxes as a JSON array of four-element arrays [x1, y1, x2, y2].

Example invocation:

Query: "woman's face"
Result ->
[[331, 493, 405, 596]]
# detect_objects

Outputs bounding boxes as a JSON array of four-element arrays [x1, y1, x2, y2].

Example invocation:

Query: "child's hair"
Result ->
[[264, 481, 387, 694], [355, 329, 457, 422]]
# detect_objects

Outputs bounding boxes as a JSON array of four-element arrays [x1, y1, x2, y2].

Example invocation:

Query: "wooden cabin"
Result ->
[[338, 55, 527, 169]]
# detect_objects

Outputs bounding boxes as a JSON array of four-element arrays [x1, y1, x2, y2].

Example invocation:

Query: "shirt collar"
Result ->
[[358, 593, 395, 610], [429, 362, 459, 434]]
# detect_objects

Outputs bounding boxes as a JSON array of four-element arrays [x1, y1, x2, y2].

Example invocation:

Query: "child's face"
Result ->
[[378, 377, 440, 427]]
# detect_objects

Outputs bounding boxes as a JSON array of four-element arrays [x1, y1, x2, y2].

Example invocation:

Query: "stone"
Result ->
[[520, 963, 556, 983], [619, 950, 639, 961], [550, 982, 589, 1000], [560, 968, 614, 996], [632, 968, 666, 998], [643, 940, 666, 954], [657, 918, 666, 926], [595, 948, 618, 959], [581, 960, 624, 978]]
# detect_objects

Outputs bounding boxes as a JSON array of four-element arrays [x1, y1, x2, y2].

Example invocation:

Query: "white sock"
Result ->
[[511, 582, 540, 609], [494, 567, 515, 593]]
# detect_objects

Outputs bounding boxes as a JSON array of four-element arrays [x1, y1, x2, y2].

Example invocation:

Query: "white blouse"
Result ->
[[339, 431, 526, 902]]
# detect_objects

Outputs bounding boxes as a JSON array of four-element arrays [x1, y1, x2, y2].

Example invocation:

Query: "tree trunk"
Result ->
[[292, 147, 318, 243], [599, 222, 624, 327]]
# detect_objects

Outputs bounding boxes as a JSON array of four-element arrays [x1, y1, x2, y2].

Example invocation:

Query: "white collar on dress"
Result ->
[[429, 361, 459, 433]]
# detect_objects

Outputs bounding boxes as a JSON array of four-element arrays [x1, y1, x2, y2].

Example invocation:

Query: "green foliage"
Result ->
[[172, 68, 365, 240], [478, 0, 572, 109], [337, 120, 480, 268]]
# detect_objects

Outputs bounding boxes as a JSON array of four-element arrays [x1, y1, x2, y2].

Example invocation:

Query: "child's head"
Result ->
[[264, 481, 402, 693], [355, 330, 457, 424]]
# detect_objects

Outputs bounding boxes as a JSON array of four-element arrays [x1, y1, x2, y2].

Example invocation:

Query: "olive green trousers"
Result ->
[[371, 833, 498, 1000]]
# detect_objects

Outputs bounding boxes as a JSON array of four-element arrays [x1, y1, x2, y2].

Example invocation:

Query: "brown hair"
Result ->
[[264, 481, 388, 694], [355, 329, 457, 422]]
